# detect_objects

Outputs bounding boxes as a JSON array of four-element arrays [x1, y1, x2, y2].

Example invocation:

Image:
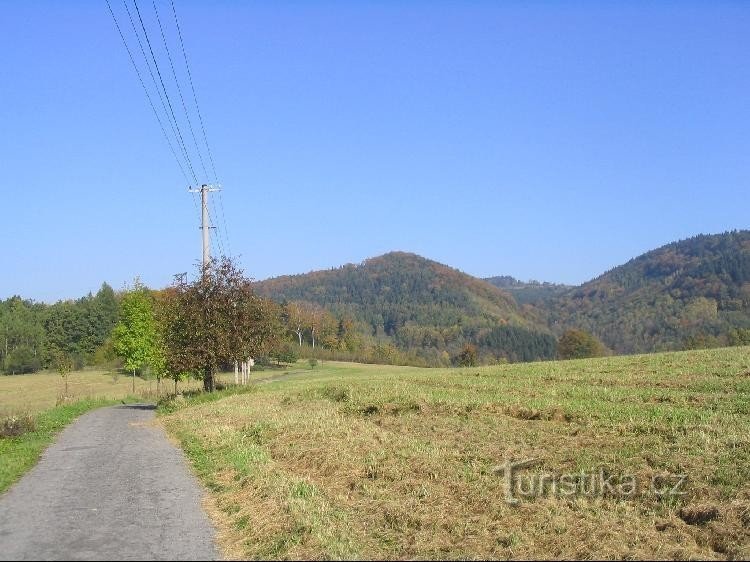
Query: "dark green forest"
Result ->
[[0, 284, 119, 374]]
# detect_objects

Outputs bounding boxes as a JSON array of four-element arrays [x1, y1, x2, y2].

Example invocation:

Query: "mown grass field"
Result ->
[[0, 368, 236, 416], [161, 347, 750, 560]]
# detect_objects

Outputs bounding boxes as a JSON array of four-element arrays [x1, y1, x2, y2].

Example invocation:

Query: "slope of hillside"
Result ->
[[254, 252, 556, 363], [545, 230, 750, 353]]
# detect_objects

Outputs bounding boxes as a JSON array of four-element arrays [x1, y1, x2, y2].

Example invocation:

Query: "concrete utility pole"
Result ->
[[188, 184, 220, 268]]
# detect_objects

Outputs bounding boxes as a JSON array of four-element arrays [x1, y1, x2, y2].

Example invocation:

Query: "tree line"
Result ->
[[0, 284, 119, 374], [0, 260, 675, 380]]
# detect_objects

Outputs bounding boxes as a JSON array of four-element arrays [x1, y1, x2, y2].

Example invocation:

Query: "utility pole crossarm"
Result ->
[[188, 184, 221, 269]]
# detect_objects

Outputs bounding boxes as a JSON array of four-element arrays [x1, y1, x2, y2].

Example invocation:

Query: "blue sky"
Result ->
[[2, 1, 748, 302]]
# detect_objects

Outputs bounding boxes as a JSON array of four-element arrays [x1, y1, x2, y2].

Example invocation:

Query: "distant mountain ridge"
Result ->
[[541, 230, 750, 353], [484, 276, 573, 305], [255, 231, 750, 360]]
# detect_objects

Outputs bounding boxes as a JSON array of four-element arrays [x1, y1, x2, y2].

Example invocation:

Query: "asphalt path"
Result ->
[[0, 404, 220, 561]]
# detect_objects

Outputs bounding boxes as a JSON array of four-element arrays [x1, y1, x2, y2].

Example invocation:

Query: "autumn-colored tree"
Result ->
[[557, 329, 606, 359], [160, 258, 283, 392], [285, 302, 307, 346], [454, 343, 478, 367]]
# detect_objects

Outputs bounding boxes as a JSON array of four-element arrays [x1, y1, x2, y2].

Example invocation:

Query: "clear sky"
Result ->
[[2, 1, 748, 302]]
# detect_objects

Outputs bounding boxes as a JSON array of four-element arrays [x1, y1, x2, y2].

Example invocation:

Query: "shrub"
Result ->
[[4, 345, 41, 374], [0, 414, 36, 438], [453, 344, 478, 367], [557, 329, 607, 359], [72, 353, 86, 371], [271, 343, 299, 365]]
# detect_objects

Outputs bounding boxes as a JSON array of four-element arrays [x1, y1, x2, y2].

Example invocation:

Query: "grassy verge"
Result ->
[[0, 397, 139, 494], [161, 348, 750, 560]]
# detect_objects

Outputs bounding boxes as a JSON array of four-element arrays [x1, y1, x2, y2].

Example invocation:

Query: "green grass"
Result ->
[[161, 347, 750, 560], [0, 397, 139, 494]]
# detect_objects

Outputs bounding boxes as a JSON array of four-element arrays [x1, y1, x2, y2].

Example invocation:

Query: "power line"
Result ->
[[120, 0, 196, 184], [116, 0, 202, 229], [109, 0, 230, 261], [216, 191, 232, 257], [170, 0, 219, 182], [132, 0, 198, 184], [105, 0, 191, 186], [152, 0, 210, 182], [207, 197, 225, 257], [171, 0, 232, 257]]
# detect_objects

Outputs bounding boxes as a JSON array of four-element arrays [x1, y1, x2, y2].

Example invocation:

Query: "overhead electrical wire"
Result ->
[[170, 0, 233, 258], [108, 0, 233, 258], [170, 0, 219, 182], [105, 0, 191, 186], [118, 0, 202, 224], [152, 0, 209, 182], [131, 0, 199, 184]]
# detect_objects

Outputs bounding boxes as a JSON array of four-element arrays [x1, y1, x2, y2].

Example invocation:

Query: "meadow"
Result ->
[[0, 368, 236, 417], [160, 348, 750, 560]]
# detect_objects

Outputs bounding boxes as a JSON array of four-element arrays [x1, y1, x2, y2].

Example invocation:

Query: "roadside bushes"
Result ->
[[0, 414, 36, 438]]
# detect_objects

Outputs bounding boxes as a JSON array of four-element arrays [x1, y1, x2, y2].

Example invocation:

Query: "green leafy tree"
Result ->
[[54, 350, 73, 397], [728, 328, 750, 346], [113, 280, 160, 392], [557, 329, 607, 359]]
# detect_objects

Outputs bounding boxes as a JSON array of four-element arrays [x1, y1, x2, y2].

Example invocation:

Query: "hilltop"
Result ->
[[253, 252, 556, 363]]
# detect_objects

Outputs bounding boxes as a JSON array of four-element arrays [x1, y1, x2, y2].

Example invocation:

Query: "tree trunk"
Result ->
[[234, 361, 239, 385], [297, 331, 302, 346], [203, 366, 215, 392], [174, 378, 178, 394], [132, 369, 136, 393]]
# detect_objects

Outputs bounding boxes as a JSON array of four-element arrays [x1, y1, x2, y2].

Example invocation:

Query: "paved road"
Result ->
[[0, 404, 220, 561]]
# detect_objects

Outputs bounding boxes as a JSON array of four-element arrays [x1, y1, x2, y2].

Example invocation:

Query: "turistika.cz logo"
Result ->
[[494, 459, 687, 505]]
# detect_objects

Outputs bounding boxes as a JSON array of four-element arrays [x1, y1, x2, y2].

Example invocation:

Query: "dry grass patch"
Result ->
[[0, 368, 236, 416], [162, 348, 750, 559]]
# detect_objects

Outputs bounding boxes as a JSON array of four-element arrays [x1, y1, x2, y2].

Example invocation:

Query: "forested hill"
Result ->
[[254, 252, 557, 363], [484, 276, 573, 305], [542, 230, 750, 353]]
